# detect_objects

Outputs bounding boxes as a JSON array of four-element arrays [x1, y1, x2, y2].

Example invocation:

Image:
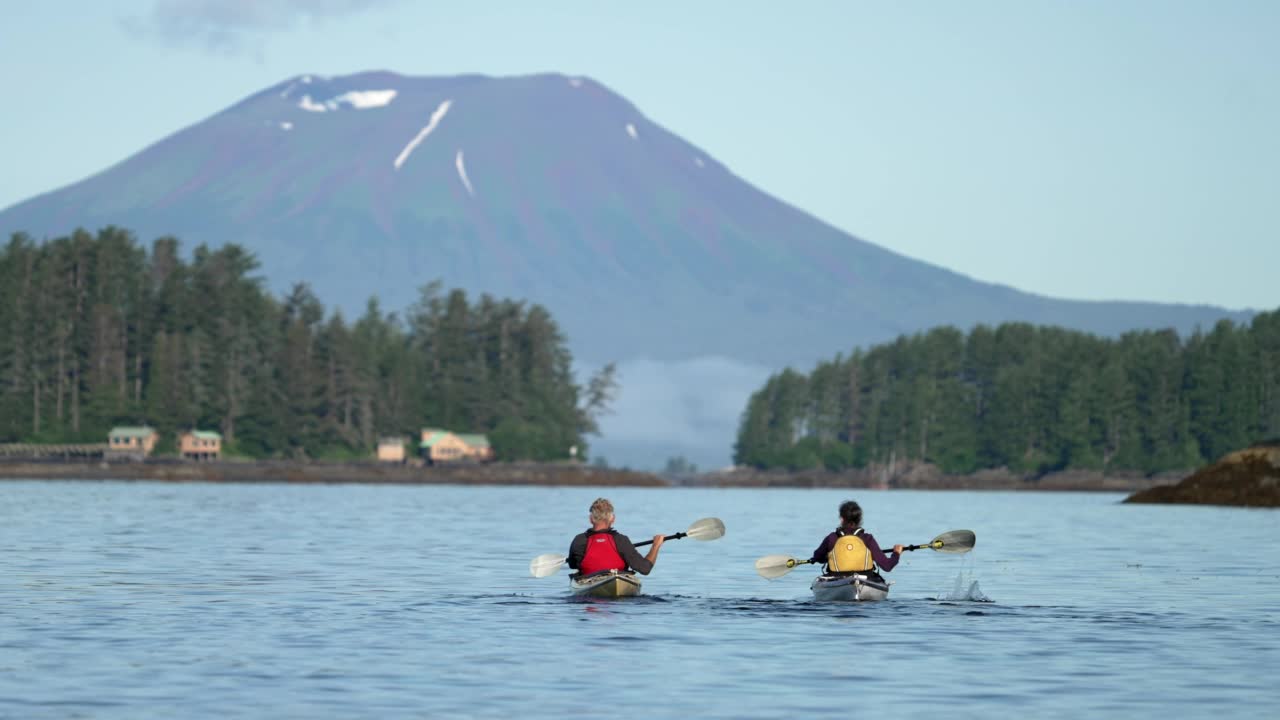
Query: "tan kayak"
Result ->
[[569, 570, 642, 598]]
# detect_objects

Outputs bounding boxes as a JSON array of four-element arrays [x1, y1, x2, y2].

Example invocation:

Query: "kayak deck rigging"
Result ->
[[569, 569, 642, 598]]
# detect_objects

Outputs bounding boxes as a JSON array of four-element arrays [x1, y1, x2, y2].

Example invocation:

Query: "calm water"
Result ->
[[1, 482, 1277, 719]]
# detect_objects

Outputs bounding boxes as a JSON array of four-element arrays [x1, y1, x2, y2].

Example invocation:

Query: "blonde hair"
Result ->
[[589, 498, 614, 524]]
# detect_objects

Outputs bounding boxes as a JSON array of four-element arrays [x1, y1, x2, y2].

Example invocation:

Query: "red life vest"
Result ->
[[579, 530, 627, 574]]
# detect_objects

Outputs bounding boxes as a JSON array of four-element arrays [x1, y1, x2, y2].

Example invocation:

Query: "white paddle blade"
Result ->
[[931, 530, 976, 554], [529, 554, 567, 578], [687, 517, 726, 542], [754, 554, 801, 580]]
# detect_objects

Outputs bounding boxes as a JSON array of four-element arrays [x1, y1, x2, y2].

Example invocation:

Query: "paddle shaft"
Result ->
[[790, 545, 916, 567], [633, 531, 686, 548], [756, 530, 971, 579]]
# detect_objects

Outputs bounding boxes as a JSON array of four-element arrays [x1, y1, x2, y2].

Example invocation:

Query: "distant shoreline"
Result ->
[[682, 463, 1186, 493], [0, 459, 667, 487], [0, 457, 1186, 492]]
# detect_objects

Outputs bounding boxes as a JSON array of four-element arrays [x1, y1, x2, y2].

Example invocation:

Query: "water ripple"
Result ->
[[1, 482, 1276, 719]]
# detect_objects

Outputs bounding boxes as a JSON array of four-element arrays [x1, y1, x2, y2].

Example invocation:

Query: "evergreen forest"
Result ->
[[0, 228, 616, 460], [735, 312, 1280, 475]]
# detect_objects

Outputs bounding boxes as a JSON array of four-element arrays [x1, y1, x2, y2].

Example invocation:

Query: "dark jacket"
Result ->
[[568, 528, 655, 575]]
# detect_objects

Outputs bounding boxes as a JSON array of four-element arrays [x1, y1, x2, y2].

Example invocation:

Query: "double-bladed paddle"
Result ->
[[754, 529, 976, 580], [529, 516, 726, 578]]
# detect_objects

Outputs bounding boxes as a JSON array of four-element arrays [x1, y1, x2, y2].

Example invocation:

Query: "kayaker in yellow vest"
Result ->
[[809, 500, 904, 579], [567, 498, 665, 576]]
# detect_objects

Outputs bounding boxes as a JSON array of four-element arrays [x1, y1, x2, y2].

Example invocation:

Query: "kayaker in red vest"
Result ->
[[567, 498, 665, 575], [810, 500, 904, 580]]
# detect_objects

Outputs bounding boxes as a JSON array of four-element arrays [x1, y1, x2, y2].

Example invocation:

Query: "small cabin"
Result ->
[[107, 426, 158, 460], [179, 430, 222, 461], [419, 428, 471, 464], [457, 434, 495, 462], [377, 437, 407, 463]]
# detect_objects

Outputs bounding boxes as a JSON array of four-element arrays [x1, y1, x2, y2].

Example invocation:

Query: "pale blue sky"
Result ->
[[2, 1, 1277, 310]]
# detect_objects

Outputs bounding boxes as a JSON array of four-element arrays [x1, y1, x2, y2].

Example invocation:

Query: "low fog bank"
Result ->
[[576, 356, 775, 472]]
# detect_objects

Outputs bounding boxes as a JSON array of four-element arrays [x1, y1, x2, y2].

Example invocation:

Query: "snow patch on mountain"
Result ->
[[394, 99, 453, 170], [455, 150, 475, 197], [280, 122, 293, 131], [626, 123, 638, 140], [569, 77, 583, 88], [297, 90, 397, 113], [339, 90, 397, 108], [298, 95, 327, 112], [694, 156, 705, 167]]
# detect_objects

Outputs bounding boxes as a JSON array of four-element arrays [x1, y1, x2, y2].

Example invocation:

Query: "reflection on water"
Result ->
[[0, 482, 1276, 718]]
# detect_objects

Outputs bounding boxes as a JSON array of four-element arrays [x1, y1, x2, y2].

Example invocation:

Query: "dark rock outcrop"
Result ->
[[1125, 445, 1280, 507]]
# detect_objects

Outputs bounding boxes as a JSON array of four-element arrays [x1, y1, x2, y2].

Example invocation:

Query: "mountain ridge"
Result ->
[[0, 71, 1252, 368]]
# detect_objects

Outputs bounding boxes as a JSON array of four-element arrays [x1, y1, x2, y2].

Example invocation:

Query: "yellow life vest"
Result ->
[[828, 528, 874, 572]]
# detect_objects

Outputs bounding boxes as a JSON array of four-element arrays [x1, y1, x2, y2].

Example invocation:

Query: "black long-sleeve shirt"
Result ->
[[567, 528, 655, 575]]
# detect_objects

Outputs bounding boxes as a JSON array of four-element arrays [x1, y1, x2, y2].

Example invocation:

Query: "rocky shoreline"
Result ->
[[0, 458, 667, 487], [686, 461, 1185, 492], [0, 456, 1193, 492], [1125, 444, 1280, 507]]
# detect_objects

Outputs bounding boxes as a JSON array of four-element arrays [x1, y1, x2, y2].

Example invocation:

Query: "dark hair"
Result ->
[[839, 500, 862, 528]]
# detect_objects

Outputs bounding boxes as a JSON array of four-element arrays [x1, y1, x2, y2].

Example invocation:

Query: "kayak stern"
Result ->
[[810, 573, 891, 602], [569, 570, 643, 598]]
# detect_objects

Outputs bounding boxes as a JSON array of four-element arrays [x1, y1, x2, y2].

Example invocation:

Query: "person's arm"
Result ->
[[567, 533, 587, 570], [615, 533, 657, 575], [809, 533, 836, 564], [643, 534, 664, 568], [862, 533, 900, 572]]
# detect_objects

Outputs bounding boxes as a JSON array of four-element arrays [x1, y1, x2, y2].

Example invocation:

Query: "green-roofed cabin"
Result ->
[[179, 430, 222, 461], [419, 429, 469, 464], [456, 434, 495, 462], [107, 426, 158, 460]]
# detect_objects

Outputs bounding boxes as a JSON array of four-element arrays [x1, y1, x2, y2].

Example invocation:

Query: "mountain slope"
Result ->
[[0, 71, 1250, 367]]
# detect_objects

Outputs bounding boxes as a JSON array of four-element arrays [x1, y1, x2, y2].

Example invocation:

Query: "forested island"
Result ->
[[6, 226, 1276, 496], [0, 228, 615, 462], [735, 311, 1280, 479]]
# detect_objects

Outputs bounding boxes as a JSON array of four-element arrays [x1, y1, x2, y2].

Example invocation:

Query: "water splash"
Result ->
[[941, 570, 991, 602]]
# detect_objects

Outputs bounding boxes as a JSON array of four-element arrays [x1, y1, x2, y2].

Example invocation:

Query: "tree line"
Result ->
[[0, 227, 616, 460], [735, 311, 1280, 475]]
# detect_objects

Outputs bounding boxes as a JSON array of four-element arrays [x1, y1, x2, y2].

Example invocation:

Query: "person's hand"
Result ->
[[892, 544, 905, 555], [652, 534, 665, 549]]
